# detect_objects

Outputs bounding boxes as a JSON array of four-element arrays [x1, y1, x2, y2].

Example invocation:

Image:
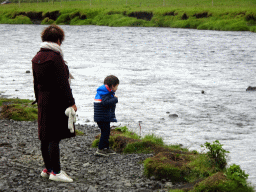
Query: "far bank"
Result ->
[[0, 1, 256, 32]]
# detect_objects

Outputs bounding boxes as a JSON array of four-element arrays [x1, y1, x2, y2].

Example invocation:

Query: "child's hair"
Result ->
[[104, 75, 119, 88]]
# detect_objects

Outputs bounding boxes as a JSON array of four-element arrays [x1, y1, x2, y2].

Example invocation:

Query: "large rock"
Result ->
[[246, 86, 256, 91]]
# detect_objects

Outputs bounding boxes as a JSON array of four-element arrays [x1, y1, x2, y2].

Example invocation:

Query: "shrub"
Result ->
[[224, 164, 249, 187], [187, 153, 216, 182], [191, 166, 254, 192], [201, 140, 229, 170]]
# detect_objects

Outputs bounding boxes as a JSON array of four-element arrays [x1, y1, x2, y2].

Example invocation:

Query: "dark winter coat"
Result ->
[[94, 85, 118, 122], [32, 48, 76, 141]]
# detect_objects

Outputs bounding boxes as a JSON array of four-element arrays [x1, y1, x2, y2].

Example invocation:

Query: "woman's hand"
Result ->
[[71, 104, 77, 112]]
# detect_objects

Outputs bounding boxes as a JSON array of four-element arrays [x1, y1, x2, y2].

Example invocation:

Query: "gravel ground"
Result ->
[[0, 119, 179, 192]]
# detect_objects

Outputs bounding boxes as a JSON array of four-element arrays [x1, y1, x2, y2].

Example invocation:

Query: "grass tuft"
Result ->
[[75, 129, 85, 136], [0, 98, 37, 121]]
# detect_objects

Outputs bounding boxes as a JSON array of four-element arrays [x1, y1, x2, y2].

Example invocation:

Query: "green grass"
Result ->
[[115, 126, 141, 140], [0, 0, 256, 31], [75, 129, 85, 136], [1, 0, 255, 10], [0, 98, 38, 121]]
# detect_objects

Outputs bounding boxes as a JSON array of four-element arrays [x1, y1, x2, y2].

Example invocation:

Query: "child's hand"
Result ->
[[114, 95, 118, 98]]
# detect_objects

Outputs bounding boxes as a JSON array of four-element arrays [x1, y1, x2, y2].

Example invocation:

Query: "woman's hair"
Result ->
[[104, 75, 119, 88], [41, 25, 65, 44]]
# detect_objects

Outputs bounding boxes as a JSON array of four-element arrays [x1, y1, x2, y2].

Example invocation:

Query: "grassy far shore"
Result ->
[[0, 0, 256, 32], [0, 98, 255, 191]]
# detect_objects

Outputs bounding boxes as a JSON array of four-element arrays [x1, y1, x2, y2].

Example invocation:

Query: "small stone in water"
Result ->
[[169, 114, 178, 118]]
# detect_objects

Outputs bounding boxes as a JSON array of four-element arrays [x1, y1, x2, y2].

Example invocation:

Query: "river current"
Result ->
[[0, 24, 256, 187]]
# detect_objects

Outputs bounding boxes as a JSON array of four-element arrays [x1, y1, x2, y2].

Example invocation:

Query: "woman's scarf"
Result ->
[[40, 41, 64, 58], [40, 41, 74, 84]]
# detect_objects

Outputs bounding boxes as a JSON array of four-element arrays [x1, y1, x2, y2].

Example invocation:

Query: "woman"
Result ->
[[32, 25, 77, 182]]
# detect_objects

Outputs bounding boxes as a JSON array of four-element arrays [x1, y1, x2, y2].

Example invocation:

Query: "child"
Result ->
[[94, 75, 119, 156]]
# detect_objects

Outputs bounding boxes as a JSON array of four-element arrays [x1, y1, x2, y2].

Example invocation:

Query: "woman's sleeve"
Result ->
[[32, 67, 39, 103], [53, 55, 75, 106]]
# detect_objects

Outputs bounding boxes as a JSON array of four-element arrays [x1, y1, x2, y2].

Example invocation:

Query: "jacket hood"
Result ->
[[32, 49, 60, 65], [95, 85, 113, 100]]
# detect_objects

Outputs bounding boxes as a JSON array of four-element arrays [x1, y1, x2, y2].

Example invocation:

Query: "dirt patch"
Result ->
[[181, 13, 189, 20], [163, 11, 177, 16], [193, 12, 210, 18], [245, 14, 256, 21], [128, 11, 153, 21], [26, 11, 43, 20], [43, 11, 60, 21]]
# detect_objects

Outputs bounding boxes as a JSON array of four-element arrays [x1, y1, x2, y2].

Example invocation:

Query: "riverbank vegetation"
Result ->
[[92, 126, 254, 191], [0, 97, 254, 191], [0, 98, 38, 121], [0, 0, 256, 32]]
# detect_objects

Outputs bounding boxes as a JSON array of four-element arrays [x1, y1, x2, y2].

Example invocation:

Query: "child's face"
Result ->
[[111, 84, 119, 92]]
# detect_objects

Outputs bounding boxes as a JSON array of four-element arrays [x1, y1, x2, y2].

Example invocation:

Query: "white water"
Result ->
[[1, 24, 256, 188]]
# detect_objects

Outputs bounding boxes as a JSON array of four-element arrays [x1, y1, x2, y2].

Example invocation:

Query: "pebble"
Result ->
[[0, 119, 181, 192]]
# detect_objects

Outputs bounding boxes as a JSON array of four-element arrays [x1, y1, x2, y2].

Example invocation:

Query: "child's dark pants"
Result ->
[[41, 140, 61, 173], [97, 122, 110, 150]]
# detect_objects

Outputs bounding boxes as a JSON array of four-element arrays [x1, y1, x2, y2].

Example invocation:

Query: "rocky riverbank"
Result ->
[[0, 119, 179, 192]]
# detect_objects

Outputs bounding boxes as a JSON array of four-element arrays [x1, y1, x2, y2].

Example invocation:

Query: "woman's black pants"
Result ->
[[41, 140, 61, 173]]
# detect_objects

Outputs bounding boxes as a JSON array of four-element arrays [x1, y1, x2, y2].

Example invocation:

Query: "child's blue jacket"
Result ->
[[94, 84, 118, 122]]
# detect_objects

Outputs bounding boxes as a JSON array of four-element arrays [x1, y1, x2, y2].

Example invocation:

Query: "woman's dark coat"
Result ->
[[32, 48, 76, 141]]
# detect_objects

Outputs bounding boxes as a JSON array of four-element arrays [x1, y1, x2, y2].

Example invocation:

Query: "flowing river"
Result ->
[[0, 24, 256, 187]]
